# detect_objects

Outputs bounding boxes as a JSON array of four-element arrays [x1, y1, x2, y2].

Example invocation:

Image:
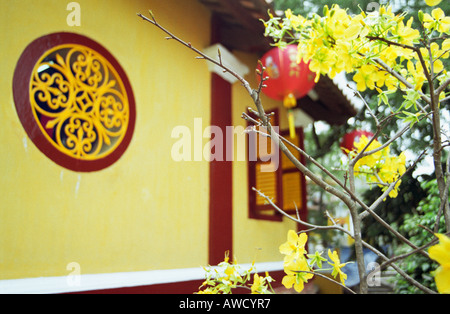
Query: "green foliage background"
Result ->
[[394, 180, 448, 293], [273, 0, 450, 17]]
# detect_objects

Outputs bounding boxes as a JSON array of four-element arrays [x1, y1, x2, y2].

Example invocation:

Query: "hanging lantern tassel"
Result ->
[[284, 93, 297, 139], [287, 110, 296, 139]]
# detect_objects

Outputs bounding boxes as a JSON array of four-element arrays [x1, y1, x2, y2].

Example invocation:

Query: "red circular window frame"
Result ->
[[13, 32, 136, 172]]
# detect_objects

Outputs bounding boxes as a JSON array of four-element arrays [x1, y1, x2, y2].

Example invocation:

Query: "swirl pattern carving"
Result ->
[[30, 44, 130, 160]]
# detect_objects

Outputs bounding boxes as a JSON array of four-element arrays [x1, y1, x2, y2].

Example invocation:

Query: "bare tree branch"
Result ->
[[137, 11, 446, 294]]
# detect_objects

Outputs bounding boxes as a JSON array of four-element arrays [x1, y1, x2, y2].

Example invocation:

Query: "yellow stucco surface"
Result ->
[[0, 0, 211, 279], [0, 0, 295, 281]]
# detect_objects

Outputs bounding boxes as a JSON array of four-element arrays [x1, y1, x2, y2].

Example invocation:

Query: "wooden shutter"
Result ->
[[247, 111, 307, 222], [281, 129, 307, 218], [247, 109, 283, 221]]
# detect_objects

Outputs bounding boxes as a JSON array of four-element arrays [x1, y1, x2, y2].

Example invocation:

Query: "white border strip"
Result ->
[[0, 261, 284, 294]]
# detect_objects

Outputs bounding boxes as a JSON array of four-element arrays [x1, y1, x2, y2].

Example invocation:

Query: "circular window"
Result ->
[[13, 33, 136, 172]]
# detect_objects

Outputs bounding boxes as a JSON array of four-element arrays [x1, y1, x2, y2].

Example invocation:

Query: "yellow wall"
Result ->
[[0, 0, 296, 282], [0, 0, 211, 280], [232, 52, 298, 264]]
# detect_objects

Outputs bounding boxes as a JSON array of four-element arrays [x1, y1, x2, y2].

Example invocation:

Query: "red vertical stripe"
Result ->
[[209, 73, 233, 265], [208, 14, 233, 265]]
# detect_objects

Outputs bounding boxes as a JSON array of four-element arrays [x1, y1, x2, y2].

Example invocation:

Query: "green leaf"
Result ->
[[307, 251, 327, 269]]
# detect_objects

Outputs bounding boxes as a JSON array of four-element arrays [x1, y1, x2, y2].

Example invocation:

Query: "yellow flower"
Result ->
[[435, 59, 445, 74], [395, 17, 420, 46], [334, 41, 357, 73], [429, 234, 450, 294], [285, 8, 293, 19], [282, 258, 314, 293], [309, 47, 334, 81], [285, 9, 306, 30], [379, 46, 401, 67], [224, 265, 234, 276], [223, 250, 230, 263], [398, 152, 406, 175], [432, 8, 450, 33], [380, 5, 395, 18], [425, 0, 443, 6], [442, 39, 450, 51], [251, 273, 263, 294], [353, 135, 406, 199], [423, 8, 450, 32], [406, 60, 427, 90], [432, 8, 445, 21], [279, 230, 308, 257], [328, 249, 349, 286], [353, 135, 384, 170], [353, 64, 379, 92], [415, 75, 426, 90], [197, 288, 214, 294], [378, 179, 402, 199], [378, 152, 406, 183], [423, 12, 435, 29], [384, 73, 399, 91]]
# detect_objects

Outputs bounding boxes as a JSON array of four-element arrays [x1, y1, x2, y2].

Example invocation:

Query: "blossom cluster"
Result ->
[[197, 252, 274, 294], [279, 230, 349, 292], [263, 4, 450, 106], [351, 135, 407, 199]]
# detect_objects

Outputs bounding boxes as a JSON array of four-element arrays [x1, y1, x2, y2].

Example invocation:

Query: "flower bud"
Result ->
[[418, 10, 424, 23]]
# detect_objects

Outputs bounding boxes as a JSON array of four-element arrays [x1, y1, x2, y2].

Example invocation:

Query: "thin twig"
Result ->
[[347, 84, 380, 127], [255, 187, 436, 293], [252, 187, 352, 236], [435, 77, 450, 97], [294, 270, 357, 294], [373, 57, 432, 107], [137, 12, 253, 96], [251, 119, 428, 256], [362, 149, 427, 218], [378, 231, 450, 275]]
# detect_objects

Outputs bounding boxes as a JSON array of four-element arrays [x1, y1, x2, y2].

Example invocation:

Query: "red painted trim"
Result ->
[[69, 279, 205, 294], [208, 15, 233, 266], [12, 32, 136, 172], [209, 73, 233, 265]]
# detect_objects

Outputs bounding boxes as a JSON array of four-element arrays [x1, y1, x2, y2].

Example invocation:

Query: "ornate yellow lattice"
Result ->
[[29, 44, 130, 160]]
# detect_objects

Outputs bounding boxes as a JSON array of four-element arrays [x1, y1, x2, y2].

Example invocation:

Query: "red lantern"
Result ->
[[259, 45, 316, 138], [340, 130, 375, 154]]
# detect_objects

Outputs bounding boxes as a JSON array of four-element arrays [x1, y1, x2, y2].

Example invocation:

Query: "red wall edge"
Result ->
[[208, 14, 233, 266], [208, 72, 233, 265]]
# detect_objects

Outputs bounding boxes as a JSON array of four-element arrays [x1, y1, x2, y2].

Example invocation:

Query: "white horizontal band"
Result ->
[[0, 261, 284, 294]]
